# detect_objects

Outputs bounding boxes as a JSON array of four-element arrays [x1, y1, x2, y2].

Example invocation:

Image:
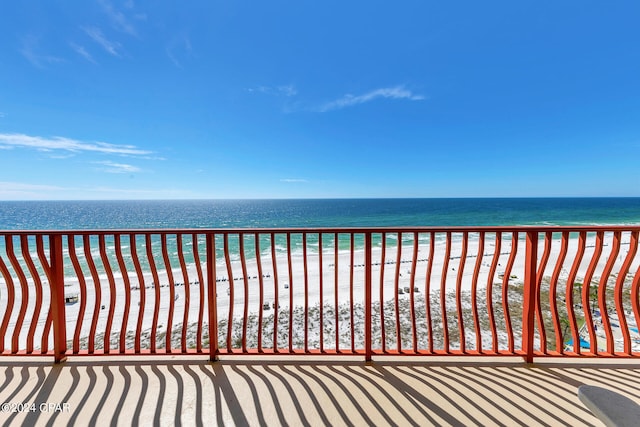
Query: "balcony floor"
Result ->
[[1, 355, 639, 426]]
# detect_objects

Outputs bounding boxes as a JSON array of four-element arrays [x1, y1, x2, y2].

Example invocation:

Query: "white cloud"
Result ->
[[247, 85, 297, 97], [83, 27, 121, 57], [69, 42, 96, 64], [0, 133, 152, 156], [0, 181, 67, 199], [166, 34, 193, 68], [20, 35, 64, 68], [318, 86, 424, 112], [280, 178, 308, 183], [98, 0, 137, 36], [93, 161, 142, 174]]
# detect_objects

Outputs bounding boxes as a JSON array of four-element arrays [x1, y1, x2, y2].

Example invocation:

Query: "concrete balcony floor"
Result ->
[[1, 355, 640, 426]]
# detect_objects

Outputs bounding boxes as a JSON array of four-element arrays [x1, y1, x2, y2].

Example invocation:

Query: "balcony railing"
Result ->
[[1, 226, 639, 363]]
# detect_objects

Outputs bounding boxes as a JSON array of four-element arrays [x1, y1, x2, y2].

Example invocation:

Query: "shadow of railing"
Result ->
[[1, 357, 640, 425]]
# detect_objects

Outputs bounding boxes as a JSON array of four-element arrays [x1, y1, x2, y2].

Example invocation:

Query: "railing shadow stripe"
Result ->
[[396, 365, 503, 426], [308, 365, 379, 426], [328, 364, 412, 425], [239, 365, 289, 426], [1, 366, 47, 427], [433, 367, 545, 425], [289, 364, 354, 426], [279, 364, 349, 427], [165, 364, 185, 426], [150, 364, 167, 426], [344, 364, 454, 426], [471, 366, 575, 425], [45, 364, 81, 427], [132, 364, 150, 425], [492, 366, 589, 416], [183, 365, 205, 426], [199, 363, 250, 427]]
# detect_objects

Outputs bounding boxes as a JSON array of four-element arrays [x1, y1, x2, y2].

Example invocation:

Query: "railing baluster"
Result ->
[[255, 234, 264, 353], [0, 236, 16, 354], [616, 231, 638, 355], [286, 233, 293, 353], [535, 232, 552, 354], [36, 235, 53, 354], [239, 233, 249, 353], [487, 232, 501, 353], [21, 235, 43, 354], [270, 233, 279, 352], [523, 231, 538, 363], [379, 233, 387, 353], [130, 234, 146, 354], [161, 234, 176, 353], [549, 232, 568, 354], [223, 234, 234, 353], [49, 234, 67, 363], [425, 232, 435, 353], [501, 232, 518, 354], [206, 233, 218, 361], [303, 233, 309, 353], [7, 236, 28, 353], [456, 232, 468, 354], [582, 232, 603, 355], [114, 234, 132, 354], [441, 232, 451, 353], [193, 234, 205, 353], [565, 231, 586, 354], [318, 233, 324, 353], [599, 232, 620, 355], [334, 232, 339, 353], [471, 232, 484, 353], [99, 235, 117, 354], [349, 233, 355, 353], [410, 232, 419, 353], [394, 232, 402, 352], [364, 232, 372, 361], [177, 234, 191, 354], [146, 234, 161, 354]]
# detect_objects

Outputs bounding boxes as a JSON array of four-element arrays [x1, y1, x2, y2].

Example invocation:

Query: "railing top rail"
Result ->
[[1, 225, 640, 235]]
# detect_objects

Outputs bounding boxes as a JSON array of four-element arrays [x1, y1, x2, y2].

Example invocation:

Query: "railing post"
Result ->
[[523, 231, 538, 363], [49, 234, 67, 363], [207, 233, 219, 361], [365, 232, 372, 362]]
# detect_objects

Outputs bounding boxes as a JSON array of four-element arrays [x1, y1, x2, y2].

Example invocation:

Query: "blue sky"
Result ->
[[1, 1, 639, 200]]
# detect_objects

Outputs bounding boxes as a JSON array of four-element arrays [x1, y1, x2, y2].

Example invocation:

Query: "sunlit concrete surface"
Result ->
[[1, 355, 639, 426]]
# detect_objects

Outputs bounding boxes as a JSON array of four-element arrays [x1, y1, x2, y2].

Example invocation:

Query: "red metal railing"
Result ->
[[1, 227, 640, 363]]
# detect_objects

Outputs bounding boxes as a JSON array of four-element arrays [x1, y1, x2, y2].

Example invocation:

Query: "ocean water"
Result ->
[[1, 198, 640, 230], [1, 198, 639, 274]]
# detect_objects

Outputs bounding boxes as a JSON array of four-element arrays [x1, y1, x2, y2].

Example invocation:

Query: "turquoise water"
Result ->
[[1, 198, 640, 230], [1, 198, 639, 276]]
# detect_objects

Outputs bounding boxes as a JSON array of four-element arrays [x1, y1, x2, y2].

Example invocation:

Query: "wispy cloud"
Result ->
[[98, 0, 137, 36], [0, 112, 5, 118], [20, 35, 64, 68], [317, 86, 424, 112], [280, 178, 308, 183], [93, 160, 142, 174], [247, 85, 298, 97], [166, 34, 193, 68], [0, 181, 67, 198], [83, 26, 121, 57], [0, 133, 152, 156], [69, 42, 97, 64]]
